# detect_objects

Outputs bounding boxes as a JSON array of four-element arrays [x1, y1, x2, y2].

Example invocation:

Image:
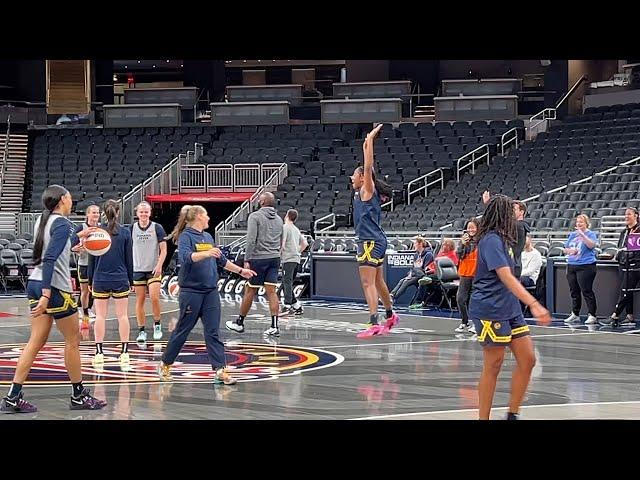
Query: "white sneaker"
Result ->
[[564, 313, 581, 324], [585, 315, 598, 325], [263, 327, 280, 337], [454, 323, 468, 333], [225, 320, 245, 333], [153, 324, 162, 340], [136, 330, 147, 343], [88, 308, 96, 319], [468, 322, 477, 334], [623, 315, 636, 324], [92, 353, 104, 366], [119, 352, 130, 364]]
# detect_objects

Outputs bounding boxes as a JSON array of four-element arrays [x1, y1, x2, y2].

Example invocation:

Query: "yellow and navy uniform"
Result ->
[[88, 224, 133, 299], [162, 227, 228, 369], [470, 231, 530, 346], [353, 188, 387, 267]]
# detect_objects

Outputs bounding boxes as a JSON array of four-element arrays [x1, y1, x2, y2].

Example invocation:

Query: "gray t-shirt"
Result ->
[[281, 222, 303, 264], [132, 221, 166, 272], [30, 214, 73, 292]]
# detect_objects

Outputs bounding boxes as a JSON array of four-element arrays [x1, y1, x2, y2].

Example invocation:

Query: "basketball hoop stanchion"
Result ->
[[613, 233, 640, 328]]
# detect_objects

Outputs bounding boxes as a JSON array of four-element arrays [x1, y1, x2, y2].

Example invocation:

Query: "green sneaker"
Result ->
[[408, 303, 424, 310], [418, 277, 433, 286]]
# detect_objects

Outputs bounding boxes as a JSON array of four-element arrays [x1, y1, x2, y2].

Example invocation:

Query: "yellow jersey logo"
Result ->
[[195, 243, 214, 252]]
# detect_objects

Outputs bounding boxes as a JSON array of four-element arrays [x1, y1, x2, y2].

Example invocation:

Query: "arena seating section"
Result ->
[[382, 105, 640, 231], [24, 102, 640, 238], [28, 126, 214, 213]]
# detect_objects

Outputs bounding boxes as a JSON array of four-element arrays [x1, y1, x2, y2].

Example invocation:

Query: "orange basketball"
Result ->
[[84, 228, 112, 256]]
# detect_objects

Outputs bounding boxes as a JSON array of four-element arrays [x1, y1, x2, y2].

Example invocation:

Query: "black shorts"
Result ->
[[133, 271, 162, 287], [78, 266, 89, 284], [247, 258, 280, 288], [92, 280, 131, 299], [356, 239, 387, 267], [27, 280, 78, 320]]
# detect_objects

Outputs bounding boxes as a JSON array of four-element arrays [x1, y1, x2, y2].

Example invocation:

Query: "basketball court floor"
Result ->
[[0, 294, 639, 420]]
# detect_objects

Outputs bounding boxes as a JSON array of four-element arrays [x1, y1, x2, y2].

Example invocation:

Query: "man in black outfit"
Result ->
[[482, 191, 529, 279]]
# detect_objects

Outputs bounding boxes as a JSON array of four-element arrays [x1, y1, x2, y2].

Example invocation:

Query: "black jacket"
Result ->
[[616, 223, 640, 264]]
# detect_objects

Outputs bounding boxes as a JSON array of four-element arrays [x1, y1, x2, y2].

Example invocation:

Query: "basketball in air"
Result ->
[[85, 228, 111, 256]]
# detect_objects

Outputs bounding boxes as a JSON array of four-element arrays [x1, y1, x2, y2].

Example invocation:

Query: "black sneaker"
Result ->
[[70, 388, 107, 410], [1, 391, 37, 414], [291, 306, 304, 316], [505, 412, 519, 420]]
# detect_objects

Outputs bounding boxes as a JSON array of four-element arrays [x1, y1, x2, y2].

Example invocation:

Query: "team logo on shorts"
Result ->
[[0, 342, 343, 386], [493, 322, 501, 330]]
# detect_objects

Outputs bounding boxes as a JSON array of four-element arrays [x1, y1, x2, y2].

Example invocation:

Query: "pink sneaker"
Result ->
[[384, 313, 400, 330], [356, 324, 386, 339]]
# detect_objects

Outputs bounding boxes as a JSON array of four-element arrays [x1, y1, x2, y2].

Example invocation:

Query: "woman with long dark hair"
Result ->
[[455, 218, 479, 334], [1, 185, 106, 413], [157, 205, 256, 385], [605, 207, 640, 326], [470, 195, 551, 420], [350, 124, 399, 338], [88, 199, 133, 371]]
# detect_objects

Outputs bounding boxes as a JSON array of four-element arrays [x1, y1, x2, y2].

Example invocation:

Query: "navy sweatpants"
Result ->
[[162, 289, 226, 369]]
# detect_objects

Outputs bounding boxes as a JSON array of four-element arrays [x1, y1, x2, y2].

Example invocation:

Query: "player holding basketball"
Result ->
[[72, 204, 100, 329], [351, 124, 399, 338], [88, 199, 134, 370], [130, 201, 167, 343], [470, 194, 551, 420], [1, 185, 106, 413]]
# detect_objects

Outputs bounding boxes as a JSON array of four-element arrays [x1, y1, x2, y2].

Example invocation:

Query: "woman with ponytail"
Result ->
[[349, 124, 399, 339], [87, 199, 134, 371], [158, 205, 256, 385], [1, 185, 106, 413]]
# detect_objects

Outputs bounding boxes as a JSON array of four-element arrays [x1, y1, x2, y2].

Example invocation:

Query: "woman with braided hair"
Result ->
[[470, 194, 551, 420]]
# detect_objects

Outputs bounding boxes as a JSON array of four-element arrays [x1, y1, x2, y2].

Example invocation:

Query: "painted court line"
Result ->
[[349, 400, 640, 420]]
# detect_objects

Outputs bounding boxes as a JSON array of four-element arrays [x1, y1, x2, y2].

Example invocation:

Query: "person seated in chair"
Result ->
[[410, 238, 459, 309], [389, 236, 433, 302], [520, 235, 543, 288]]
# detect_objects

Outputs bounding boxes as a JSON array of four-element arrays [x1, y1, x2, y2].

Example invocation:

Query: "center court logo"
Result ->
[[0, 342, 343, 387]]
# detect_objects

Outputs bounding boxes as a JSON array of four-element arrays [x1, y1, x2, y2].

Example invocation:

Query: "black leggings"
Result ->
[[391, 276, 420, 299], [566, 263, 597, 316], [456, 276, 473, 324], [614, 264, 640, 317]]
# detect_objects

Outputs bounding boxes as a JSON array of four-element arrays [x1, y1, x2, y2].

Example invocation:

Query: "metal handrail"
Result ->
[[118, 143, 204, 223], [528, 107, 557, 135], [407, 168, 445, 205], [214, 163, 287, 244], [555, 75, 587, 110], [313, 213, 336, 233], [522, 155, 640, 203], [500, 127, 519, 156], [456, 144, 490, 182]]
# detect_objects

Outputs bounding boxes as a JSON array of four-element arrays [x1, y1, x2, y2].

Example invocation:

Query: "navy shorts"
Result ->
[[27, 280, 78, 320], [356, 239, 387, 267], [92, 280, 131, 299], [133, 271, 162, 286], [77, 266, 89, 284], [472, 314, 531, 347], [247, 258, 280, 288]]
